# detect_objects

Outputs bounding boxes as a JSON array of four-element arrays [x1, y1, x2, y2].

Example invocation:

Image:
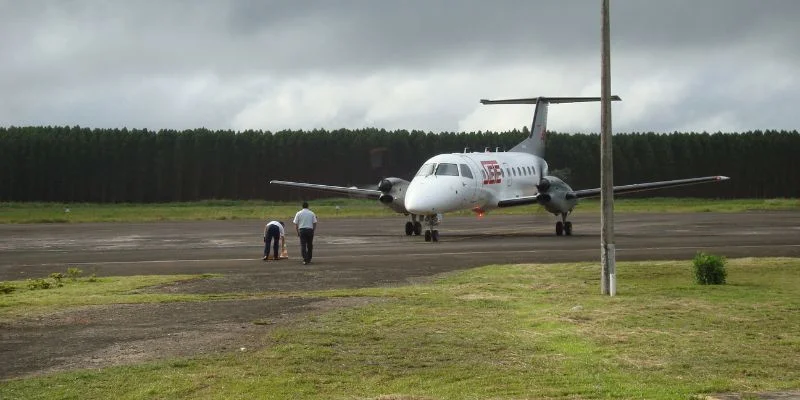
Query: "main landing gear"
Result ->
[[404, 214, 422, 236], [555, 212, 573, 236]]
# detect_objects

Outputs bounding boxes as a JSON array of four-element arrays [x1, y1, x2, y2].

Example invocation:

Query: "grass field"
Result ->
[[1, 198, 798, 224], [1, 257, 798, 399]]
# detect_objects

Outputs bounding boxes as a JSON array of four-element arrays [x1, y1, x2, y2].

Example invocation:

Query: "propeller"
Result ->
[[378, 178, 394, 204], [378, 178, 393, 193], [536, 178, 552, 203]]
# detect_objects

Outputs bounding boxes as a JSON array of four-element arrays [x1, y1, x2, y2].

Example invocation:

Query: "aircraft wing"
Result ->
[[496, 175, 729, 208], [571, 175, 730, 199], [269, 180, 383, 200], [496, 194, 547, 208]]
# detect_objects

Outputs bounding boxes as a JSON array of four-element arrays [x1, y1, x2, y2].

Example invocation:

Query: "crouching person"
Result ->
[[263, 220, 285, 261]]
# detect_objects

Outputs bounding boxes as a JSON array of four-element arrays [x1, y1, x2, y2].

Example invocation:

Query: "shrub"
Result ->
[[66, 267, 83, 281], [693, 252, 727, 285], [49, 272, 65, 287], [27, 278, 52, 290]]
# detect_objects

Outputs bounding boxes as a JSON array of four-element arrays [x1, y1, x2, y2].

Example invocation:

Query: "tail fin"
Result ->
[[480, 96, 622, 157]]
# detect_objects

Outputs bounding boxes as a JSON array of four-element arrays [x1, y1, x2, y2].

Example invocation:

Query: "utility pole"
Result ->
[[600, 0, 616, 296]]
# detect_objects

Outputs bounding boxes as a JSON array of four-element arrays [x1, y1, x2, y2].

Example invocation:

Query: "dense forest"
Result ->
[[1, 126, 798, 202]]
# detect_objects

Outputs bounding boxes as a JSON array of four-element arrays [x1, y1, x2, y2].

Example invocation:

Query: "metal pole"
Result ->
[[600, 0, 616, 296]]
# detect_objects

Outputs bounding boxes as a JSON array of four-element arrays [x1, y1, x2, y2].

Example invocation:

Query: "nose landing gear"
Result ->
[[422, 214, 441, 242]]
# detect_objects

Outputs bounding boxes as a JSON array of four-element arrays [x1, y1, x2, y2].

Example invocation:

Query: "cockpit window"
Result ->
[[459, 164, 474, 179], [435, 163, 460, 176], [415, 163, 435, 177]]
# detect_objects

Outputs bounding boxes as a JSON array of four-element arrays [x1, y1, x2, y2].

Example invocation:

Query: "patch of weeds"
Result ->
[[87, 273, 98, 283], [0, 281, 16, 294], [49, 272, 65, 287], [66, 267, 83, 281], [252, 319, 274, 326], [27, 278, 52, 290]]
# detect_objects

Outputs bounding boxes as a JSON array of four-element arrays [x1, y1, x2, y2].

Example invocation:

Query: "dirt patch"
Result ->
[[0, 296, 379, 380]]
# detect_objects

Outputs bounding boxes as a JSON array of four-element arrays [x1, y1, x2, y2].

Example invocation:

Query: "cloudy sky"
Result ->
[[1, 0, 798, 134]]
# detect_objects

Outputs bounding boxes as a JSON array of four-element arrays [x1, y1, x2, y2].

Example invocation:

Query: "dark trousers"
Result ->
[[265, 225, 281, 258], [299, 228, 314, 262]]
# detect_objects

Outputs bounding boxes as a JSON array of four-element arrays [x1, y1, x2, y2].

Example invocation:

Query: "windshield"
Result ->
[[415, 163, 435, 177], [435, 163, 459, 176]]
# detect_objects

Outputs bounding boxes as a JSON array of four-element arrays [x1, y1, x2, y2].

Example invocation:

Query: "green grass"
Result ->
[[0, 273, 228, 321], [1, 257, 798, 399], [1, 198, 798, 224]]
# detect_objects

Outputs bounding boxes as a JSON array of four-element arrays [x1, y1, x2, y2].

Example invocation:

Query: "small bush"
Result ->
[[27, 278, 52, 290], [49, 272, 65, 287], [66, 267, 83, 281], [693, 252, 727, 285], [0, 282, 16, 294]]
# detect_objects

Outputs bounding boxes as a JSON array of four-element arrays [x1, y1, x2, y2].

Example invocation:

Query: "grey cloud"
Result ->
[[1, 0, 799, 130]]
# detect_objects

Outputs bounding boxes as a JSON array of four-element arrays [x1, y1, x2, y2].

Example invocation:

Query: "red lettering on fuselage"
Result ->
[[481, 160, 502, 184]]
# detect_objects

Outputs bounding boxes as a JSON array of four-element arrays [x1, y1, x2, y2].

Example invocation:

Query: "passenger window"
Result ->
[[434, 163, 459, 176], [459, 164, 474, 179]]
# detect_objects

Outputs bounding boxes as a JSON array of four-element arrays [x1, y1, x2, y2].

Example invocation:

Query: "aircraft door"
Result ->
[[502, 162, 512, 188], [459, 156, 480, 206]]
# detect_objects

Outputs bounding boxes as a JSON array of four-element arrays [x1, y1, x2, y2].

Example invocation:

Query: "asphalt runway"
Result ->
[[2, 211, 800, 380], [2, 211, 800, 290]]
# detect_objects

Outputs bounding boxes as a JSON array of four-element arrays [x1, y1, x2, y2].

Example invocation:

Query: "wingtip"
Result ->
[[716, 176, 731, 180]]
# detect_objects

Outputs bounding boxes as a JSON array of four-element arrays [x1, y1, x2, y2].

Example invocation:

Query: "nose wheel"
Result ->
[[422, 214, 441, 242], [424, 229, 439, 242]]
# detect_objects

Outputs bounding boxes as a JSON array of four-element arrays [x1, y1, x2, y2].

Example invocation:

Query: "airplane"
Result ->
[[270, 95, 730, 242]]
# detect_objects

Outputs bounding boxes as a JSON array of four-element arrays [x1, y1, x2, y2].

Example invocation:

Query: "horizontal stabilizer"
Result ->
[[480, 96, 621, 105]]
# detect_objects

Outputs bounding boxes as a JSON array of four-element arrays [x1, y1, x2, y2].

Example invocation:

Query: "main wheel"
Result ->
[[431, 230, 439, 242], [564, 221, 572, 236], [556, 221, 564, 236], [405, 221, 414, 236], [413, 221, 422, 235], [424, 230, 432, 242]]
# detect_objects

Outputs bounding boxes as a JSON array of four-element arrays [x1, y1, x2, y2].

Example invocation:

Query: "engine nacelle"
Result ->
[[377, 177, 410, 214], [536, 175, 578, 215]]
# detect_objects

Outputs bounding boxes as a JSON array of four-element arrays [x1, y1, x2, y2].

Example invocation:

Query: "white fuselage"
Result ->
[[404, 151, 549, 215]]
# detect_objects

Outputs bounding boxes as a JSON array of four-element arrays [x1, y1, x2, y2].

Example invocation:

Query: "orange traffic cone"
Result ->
[[279, 245, 289, 259]]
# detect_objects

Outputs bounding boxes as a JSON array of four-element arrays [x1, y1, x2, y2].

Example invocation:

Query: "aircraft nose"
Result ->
[[404, 178, 453, 214]]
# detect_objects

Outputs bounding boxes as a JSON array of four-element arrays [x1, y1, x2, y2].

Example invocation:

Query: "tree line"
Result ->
[[1, 126, 797, 202]]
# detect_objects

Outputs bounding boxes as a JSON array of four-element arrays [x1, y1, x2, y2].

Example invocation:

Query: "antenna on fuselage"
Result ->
[[484, 147, 491, 152]]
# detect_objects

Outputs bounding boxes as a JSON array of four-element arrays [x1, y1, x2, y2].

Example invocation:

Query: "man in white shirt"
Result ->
[[263, 220, 285, 261], [293, 202, 318, 265]]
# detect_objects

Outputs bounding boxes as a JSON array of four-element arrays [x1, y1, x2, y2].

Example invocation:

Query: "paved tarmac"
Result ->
[[1, 211, 799, 380], [2, 211, 800, 289]]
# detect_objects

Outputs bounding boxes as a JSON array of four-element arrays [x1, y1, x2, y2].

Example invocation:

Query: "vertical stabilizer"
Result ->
[[479, 95, 622, 158]]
